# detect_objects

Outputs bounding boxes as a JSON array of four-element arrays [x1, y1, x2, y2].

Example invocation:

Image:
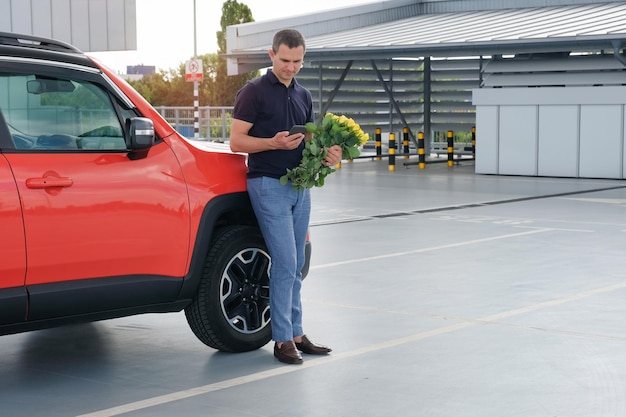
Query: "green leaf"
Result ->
[[346, 136, 359, 147], [309, 141, 320, 156], [306, 158, 320, 169], [348, 147, 361, 159], [305, 122, 318, 133]]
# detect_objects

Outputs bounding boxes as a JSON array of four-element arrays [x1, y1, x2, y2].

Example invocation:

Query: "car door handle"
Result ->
[[26, 177, 73, 189]]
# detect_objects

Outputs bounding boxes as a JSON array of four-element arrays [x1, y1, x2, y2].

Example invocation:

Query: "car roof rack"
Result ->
[[0, 32, 81, 53]]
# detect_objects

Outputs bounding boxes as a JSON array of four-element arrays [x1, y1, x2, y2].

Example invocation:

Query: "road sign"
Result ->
[[185, 58, 203, 82]]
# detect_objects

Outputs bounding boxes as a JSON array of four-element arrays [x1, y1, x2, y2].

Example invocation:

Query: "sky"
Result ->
[[89, 0, 373, 74]]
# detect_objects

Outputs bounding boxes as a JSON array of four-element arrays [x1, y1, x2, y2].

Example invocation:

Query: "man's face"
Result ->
[[269, 44, 305, 85]]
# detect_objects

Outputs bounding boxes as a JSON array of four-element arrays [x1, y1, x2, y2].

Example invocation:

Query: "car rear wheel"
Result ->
[[184, 225, 272, 352]]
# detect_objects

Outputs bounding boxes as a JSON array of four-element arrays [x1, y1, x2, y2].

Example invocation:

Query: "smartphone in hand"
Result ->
[[289, 125, 307, 135]]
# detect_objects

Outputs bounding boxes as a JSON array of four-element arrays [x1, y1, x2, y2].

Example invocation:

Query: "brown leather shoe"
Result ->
[[274, 341, 303, 364], [295, 335, 332, 355]]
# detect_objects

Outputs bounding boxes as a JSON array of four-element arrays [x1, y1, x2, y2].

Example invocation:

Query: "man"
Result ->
[[230, 29, 341, 365]]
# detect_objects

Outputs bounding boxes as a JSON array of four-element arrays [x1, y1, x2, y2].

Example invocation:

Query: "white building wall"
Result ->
[[537, 106, 579, 178], [472, 87, 626, 179], [579, 105, 623, 179], [498, 105, 537, 176], [474, 106, 499, 174], [0, 0, 136, 52]]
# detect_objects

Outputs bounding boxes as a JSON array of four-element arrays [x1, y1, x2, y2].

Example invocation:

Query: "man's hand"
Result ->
[[275, 131, 305, 150], [324, 145, 342, 166], [230, 119, 305, 154]]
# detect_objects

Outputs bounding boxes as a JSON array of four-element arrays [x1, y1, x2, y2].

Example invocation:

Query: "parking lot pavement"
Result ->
[[3, 158, 626, 417]]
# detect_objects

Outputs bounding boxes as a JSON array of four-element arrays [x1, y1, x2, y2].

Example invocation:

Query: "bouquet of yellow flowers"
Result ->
[[280, 113, 370, 190]]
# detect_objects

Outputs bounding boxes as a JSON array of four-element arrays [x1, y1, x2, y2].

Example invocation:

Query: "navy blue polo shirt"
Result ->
[[233, 69, 314, 179]]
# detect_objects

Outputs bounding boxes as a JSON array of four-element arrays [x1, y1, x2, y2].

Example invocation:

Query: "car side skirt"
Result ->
[[0, 276, 190, 336], [0, 287, 28, 325]]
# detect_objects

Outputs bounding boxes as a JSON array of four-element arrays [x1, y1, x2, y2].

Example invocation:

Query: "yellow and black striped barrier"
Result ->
[[375, 128, 382, 161], [418, 131, 425, 169], [388, 133, 396, 171], [447, 130, 454, 167], [471, 126, 476, 159], [403, 127, 410, 159]]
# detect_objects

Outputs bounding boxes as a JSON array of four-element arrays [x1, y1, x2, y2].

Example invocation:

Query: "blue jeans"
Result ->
[[247, 177, 311, 343]]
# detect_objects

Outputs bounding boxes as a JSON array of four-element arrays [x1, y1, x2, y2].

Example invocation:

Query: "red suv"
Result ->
[[0, 32, 310, 352]]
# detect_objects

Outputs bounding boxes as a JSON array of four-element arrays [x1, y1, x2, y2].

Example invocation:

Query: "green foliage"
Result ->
[[280, 115, 370, 190], [128, 65, 191, 106], [207, 110, 233, 139], [214, 0, 258, 105], [217, 0, 254, 54], [128, 0, 259, 107]]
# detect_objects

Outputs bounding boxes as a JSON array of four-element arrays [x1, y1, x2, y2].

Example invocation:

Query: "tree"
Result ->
[[214, 0, 259, 105], [128, 64, 191, 106], [216, 0, 253, 55], [128, 0, 259, 107]]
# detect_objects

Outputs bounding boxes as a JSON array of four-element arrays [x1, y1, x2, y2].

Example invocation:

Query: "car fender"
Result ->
[[176, 192, 258, 301]]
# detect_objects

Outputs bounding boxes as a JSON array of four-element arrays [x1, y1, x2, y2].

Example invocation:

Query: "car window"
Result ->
[[0, 73, 127, 151]]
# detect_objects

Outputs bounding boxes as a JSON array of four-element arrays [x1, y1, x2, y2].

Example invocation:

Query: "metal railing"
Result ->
[[155, 106, 474, 158], [155, 106, 233, 142]]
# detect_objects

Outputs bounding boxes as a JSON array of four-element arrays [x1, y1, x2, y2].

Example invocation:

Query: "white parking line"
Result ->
[[75, 278, 626, 417], [311, 228, 553, 270]]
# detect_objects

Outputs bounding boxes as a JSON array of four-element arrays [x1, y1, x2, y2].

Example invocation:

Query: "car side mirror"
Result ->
[[126, 117, 155, 159]]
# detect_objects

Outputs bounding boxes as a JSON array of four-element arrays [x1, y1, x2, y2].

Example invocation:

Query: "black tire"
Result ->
[[184, 225, 272, 352]]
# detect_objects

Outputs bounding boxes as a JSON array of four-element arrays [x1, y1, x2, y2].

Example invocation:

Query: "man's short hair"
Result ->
[[272, 29, 306, 52]]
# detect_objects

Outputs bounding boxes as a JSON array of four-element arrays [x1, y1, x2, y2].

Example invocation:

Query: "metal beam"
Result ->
[[423, 57, 431, 150], [611, 40, 626, 67], [316, 61, 353, 123], [371, 60, 418, 147]]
